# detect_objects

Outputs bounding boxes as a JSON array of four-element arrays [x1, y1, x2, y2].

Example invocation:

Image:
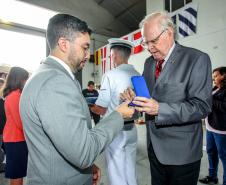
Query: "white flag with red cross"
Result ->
[[100, 46, 107, 74], [133, 31, 143, 54]]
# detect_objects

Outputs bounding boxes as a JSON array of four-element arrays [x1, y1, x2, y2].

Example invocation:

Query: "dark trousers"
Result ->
[[148, 142, 201, 185], [0, 135, 5, 172], [206, 130, 226, 185]]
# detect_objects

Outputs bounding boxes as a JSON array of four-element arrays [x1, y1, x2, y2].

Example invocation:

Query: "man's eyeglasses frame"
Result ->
[[141, 29, 167, 49]]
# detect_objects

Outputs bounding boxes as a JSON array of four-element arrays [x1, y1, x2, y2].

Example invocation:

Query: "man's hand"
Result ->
[[116, 101, 135, 119], [92, 164, 101, 185], [120, 87, 135, 102], [90, 105, 107, 115], [132, 97, 159, 115]]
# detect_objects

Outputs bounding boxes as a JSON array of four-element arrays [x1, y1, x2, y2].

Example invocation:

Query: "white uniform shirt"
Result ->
[[96, 64, 140, 119]]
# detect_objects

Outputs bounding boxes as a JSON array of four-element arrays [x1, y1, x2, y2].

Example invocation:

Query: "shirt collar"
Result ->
[[164, 42, 176, 62], [116, 63, 132, 69], [161, 42, 175, 68], [49, 56, 75, 80]]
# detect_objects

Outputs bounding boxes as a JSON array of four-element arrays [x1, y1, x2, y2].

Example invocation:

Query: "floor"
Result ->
[[0, 124, 223, 185], [95, 124, 223, 185]]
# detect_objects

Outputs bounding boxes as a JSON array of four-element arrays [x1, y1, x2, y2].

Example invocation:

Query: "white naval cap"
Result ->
[[108, 38, 135, 49]]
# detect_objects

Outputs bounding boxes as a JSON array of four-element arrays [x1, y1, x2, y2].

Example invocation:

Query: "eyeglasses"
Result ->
[[141, 29, 167, 49]]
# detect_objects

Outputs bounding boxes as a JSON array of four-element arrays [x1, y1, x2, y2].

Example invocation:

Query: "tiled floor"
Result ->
[[0, 124, 223, 185]]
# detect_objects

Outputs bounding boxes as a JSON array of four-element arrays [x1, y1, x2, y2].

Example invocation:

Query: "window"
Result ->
[[0, 29, 46, 72], [0, 0, 57, 72], [0, 0, 56, 30], [165, 0, 192, 12]]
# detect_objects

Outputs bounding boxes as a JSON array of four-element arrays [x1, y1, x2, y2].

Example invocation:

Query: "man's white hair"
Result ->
[[139, 11, 175, 33]]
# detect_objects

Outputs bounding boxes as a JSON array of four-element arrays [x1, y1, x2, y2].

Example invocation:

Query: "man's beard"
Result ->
[[68, 52, 84, 73], [76, 61, 85, 72], [77, 66, 83, 72]]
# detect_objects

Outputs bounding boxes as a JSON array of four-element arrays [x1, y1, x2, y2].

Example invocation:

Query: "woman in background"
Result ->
[[199, 66, 226, 185], [0, 78, 6, 172], [3, 67, 29, 185]]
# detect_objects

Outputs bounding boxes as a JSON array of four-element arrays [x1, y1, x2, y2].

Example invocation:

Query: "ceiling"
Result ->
[[20, 0, 146, 38], [93, 0, 146, 34]]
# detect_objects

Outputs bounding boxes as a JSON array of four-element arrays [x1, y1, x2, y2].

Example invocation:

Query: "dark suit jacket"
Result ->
[[208, 87, 226, 131], [143, 43, 212, 165]]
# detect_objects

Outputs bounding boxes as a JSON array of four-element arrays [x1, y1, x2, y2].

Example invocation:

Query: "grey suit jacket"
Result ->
[[143, 44, 212, 165], [20, 57, 124, 185]]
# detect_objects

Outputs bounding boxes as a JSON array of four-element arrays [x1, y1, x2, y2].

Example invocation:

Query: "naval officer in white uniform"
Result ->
[[91, 38, 140, 185]]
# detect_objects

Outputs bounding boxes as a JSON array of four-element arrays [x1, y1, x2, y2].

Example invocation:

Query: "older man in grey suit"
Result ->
[[20, 14, 134, 185], [121, 11, 212, 185]]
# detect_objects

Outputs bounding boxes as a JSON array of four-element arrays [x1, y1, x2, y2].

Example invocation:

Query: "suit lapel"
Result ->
[[153, 44, 181, 91], [149, 59, 156, 96], [143, 57, 156, 96], [43, 57, 82, 93], [44, 57, 72, 79]]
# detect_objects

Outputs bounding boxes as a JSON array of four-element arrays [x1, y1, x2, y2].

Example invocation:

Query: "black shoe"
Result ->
[[199, 176, 218, 184]]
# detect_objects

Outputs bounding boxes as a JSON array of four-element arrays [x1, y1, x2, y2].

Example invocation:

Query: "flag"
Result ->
[[123, 34, 133, 42], [133, 31, 143, 54], [94, 49, 101, 65], [109, 50, 114, 70], [171, 13, 178, 38], [178, 4, 198, 38], [171, 14, 177, 25], [101, 46, 107, 74]]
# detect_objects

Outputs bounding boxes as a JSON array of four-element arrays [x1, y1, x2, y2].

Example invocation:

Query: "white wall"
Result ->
[[91, 33, 110, 53], [179, 0, 226, 70], [128, 51, 149, 74], [146, 0, 164, 13], [82, 59, 103, 89], [128, 0, 226, 73], [82, 33, 109, 88]]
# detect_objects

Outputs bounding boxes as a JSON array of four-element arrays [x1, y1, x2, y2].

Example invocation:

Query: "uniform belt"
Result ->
[[124, 120, 134, 125]]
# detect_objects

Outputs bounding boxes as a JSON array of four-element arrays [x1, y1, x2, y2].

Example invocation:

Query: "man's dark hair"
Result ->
[[3, 67, 29, 98], [110, 45, 132, 60], [47, 14, 92, 50], [88, 81, 95, 86]]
